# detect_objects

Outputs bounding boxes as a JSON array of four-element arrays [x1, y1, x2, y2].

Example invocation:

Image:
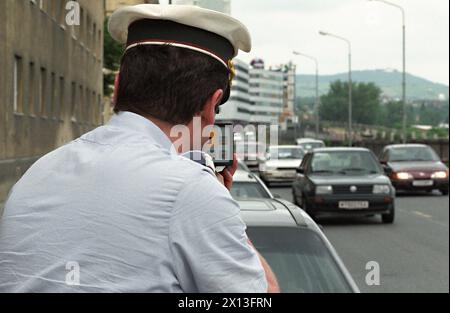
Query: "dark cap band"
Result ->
[[127, 19, 235, 65]]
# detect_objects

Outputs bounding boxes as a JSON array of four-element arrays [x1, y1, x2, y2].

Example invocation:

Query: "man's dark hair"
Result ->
[[115, 45, 229, 125]]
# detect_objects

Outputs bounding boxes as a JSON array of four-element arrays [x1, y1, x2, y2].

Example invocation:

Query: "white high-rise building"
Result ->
[[173, 0, 231, 14], [216, 59, 251, 124], [217, 59, 290, 126], [249, 67, 285, 125]]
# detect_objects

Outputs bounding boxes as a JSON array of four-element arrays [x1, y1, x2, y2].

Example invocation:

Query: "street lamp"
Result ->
[[368, 0, 407, 143], [293, 51, 320, 138], [319, 31, 353, 146]]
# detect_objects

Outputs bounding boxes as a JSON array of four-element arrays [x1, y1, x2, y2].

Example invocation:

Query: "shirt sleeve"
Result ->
[[169, 170, 268, 293]]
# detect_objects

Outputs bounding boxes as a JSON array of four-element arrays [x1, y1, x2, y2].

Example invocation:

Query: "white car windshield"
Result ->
[[270, 148, 305, 160]]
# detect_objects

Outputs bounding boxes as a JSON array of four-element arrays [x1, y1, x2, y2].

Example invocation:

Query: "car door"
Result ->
[[293, 153, 312, 204]]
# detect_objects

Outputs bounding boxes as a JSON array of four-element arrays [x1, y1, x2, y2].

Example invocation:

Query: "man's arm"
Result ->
[[248, 240, 280, 293], [219, 155, 280, 293]]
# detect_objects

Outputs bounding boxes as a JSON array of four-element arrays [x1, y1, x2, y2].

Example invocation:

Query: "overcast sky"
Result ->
[[160, 0, 449, 85], [230, 0, 449, 85]]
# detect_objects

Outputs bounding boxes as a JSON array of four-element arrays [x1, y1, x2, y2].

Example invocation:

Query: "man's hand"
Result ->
[[216, 154, 238, 191]]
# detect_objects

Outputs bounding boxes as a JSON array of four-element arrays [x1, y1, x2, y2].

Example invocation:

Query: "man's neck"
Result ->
[[145, 115, 192, 155]]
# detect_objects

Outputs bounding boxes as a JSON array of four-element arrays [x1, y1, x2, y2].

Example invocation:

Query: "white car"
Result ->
[[296, 138, 326, 152], [259, 146, 306, 185]]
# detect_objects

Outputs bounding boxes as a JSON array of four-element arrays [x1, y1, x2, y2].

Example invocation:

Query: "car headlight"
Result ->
[[431, 171, 449, 179], [316, 185, 333, 195], [395, 172, 413, 180], [373, 185, 391, 194]]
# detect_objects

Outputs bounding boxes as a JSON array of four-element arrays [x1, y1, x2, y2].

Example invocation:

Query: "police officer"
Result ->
[[0, 4, 279, 293]]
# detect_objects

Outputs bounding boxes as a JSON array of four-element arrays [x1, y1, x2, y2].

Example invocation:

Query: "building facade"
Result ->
[[216, 59, 252, 124], [173, 0, 231, 14], [105, 0, 157, 16], [217, 59, 294, 127], [0, 0, 104, 208], [249, 66, 285, 125]]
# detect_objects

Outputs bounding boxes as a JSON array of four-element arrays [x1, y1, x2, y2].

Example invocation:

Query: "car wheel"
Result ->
[[382, 205, 395, 224], [440, 189, 449, 196]]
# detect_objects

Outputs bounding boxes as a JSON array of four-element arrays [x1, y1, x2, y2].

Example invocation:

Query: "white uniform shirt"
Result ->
[[0, 112, 267, 293]]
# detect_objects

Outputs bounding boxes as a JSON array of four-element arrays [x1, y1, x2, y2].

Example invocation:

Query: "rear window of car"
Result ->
[[231, 182, 271, 199], [246, 227, 354, 293], [388, 146, 440, 162]]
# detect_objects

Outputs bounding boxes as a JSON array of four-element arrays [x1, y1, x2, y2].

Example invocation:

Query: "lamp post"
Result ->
[[319, 31, 353, 146], [293, 51, 320, 138], [368, 0, 406, 143]]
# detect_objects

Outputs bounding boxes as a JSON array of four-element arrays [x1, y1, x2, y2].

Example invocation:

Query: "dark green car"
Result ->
[[292, 148, 396, 224]]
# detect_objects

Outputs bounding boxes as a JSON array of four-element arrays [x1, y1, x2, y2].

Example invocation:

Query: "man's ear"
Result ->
[[202, 89, 224, 124]]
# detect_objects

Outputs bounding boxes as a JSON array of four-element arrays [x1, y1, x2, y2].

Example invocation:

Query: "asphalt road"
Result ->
[[269, 184, 449, 293]]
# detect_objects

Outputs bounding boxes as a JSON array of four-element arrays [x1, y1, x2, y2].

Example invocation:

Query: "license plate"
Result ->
[[413, 180, 434, 187], [339, 201, 369, 210]]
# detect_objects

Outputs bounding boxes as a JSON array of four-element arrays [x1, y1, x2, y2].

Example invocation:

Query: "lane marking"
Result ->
[[398, 208, 449, 229], [412, 211, 433, 219]]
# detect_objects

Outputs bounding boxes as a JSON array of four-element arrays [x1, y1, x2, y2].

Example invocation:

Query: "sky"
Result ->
[[163, 0, 450, 85]]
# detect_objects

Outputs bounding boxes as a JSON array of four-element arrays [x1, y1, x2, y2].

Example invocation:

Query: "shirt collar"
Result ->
[[108, 111, 177, 155]]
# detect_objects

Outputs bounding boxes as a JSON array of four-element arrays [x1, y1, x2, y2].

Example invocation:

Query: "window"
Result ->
[[92, 91, 96, 125], [13, 55, 24, 114], [39, 67, 47, 117], [84, 87, 90, 123], [59, 77, 65, 120], [29, 62, 36, 116], [50, 72, 56, 119], [70, 82, 76, 121], [78, 85, 84, 123], [79, 7, 84, 43]]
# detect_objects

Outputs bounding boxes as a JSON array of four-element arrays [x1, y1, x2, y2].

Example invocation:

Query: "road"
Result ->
[[269, 185, 449, 293]]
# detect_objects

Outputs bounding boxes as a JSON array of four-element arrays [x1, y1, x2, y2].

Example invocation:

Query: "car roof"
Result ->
[[238, 198, 311, 228], [312, 147, 370, 153], [385, 143, 429, 149]]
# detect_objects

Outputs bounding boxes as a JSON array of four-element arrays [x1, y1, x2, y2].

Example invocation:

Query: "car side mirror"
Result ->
[[273, 194, 282, 199], [442, 158, 449, 164], [296, 168, 305, 175], [382, 164, 392, 175]]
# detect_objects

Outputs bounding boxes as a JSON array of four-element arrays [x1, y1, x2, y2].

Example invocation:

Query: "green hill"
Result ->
[[296, 69, 449, 100]]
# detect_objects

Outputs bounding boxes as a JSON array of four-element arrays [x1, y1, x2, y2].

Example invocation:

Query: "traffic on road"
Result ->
[[234, 138, 449, 293]]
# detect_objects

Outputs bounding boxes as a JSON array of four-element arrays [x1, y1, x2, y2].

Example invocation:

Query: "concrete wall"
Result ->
[[0, 0, 104, 209]]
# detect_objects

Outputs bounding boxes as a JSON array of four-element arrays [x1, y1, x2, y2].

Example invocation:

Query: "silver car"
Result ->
[[259, 145, 306, 184], [231, 172, 360, 293]]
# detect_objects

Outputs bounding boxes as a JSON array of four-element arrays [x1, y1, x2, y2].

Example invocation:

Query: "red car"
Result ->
[[380, 144, 449, 195]]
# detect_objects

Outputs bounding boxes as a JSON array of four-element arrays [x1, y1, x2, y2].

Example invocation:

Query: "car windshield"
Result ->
[[388, 146, 440, 162], [310, 151, 381, 175], [300, 142, 324, 151], [270, 147, 305, 160], [237, 162, 250, 172], [231, 182, 271, 199], [246, 227, 353, 293]]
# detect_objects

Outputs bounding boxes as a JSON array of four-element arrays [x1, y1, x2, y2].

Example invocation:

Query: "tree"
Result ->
[[378, 101, 404, 128], [319, 80, 382, 125], [103, 18, 125, 96]]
